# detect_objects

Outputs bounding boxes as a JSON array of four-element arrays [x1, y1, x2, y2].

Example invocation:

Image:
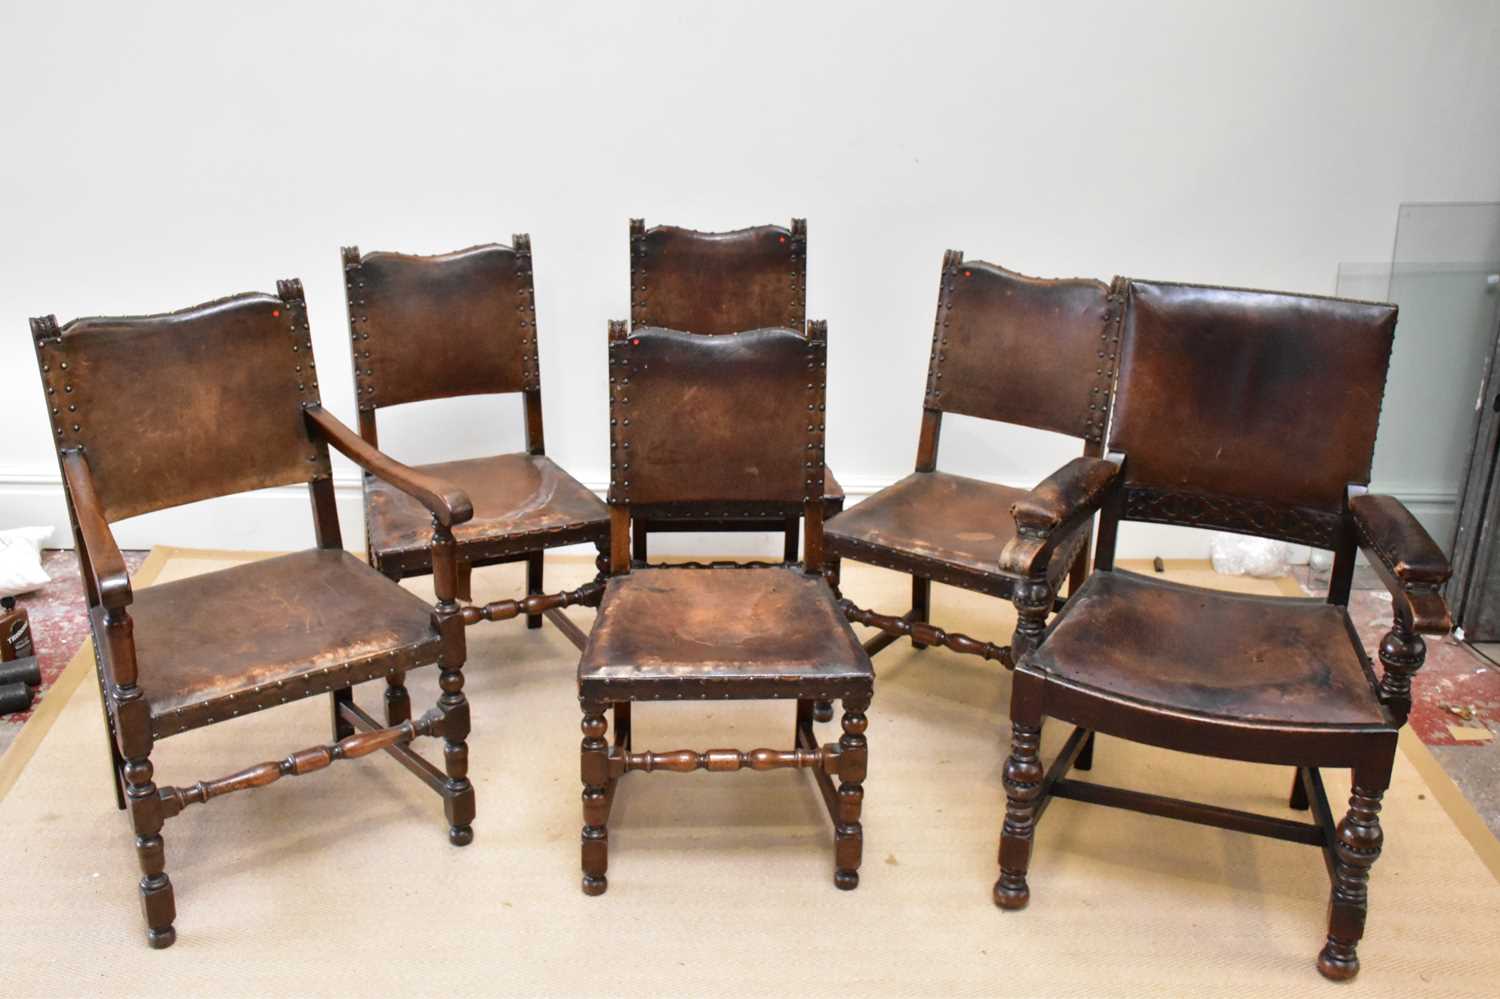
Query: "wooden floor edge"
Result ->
[[1398, 727, 1500, 883], [0, 546, 174, 804]]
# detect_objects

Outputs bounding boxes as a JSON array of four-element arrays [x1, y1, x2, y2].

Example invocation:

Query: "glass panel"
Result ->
[[1337, 203, 1500, 551]]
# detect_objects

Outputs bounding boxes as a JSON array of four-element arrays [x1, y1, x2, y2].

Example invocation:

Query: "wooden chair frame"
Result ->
[[993, 279, 1453, 980], [32, 280, 477, 947], [342, 239, 610, 663], [577, 320, 873, 895], [624, 217, 844, 563]]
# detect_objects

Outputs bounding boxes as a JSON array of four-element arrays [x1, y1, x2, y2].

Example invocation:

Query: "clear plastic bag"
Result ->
[[1208, 531, 1291, 578]]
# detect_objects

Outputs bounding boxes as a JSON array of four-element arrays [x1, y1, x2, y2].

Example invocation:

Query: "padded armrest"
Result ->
[[1349, 494, 1449, 584], [1011, 456, 1122, 534], [1349, 493, 1452, 634], [1000, 455, 1121, 577], [60, 449, 132, 610], [305, 406, 474, 528]]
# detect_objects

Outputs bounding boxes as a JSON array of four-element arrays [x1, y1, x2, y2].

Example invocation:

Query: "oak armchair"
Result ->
[[31, 280, 477, 947], [825, 253, 1119, 684], [574, 320, 874, 895], [342, 239, 610, 665], [994, 280, 1453, 981], [623, 218, 844, 561]]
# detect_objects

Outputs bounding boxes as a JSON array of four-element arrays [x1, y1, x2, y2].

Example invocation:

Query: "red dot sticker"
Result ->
[[630, 338, 640, 346], [272, 309, 281, 317], [963, 271, 972, 278], [778, 236, 787, 243]]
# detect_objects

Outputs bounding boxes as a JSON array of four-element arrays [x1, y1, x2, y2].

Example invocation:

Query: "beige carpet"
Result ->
[[1, 548, 1497, 997]]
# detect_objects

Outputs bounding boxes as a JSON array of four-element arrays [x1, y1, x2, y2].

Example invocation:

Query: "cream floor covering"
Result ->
[[1, 548, 1498, 997]]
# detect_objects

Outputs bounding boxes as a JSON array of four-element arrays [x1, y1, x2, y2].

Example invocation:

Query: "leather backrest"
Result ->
[[608, 323, 824, 508], [345, 239, 537, 411], [1110, 279, 1397, 547], [925, 253, 1116, 443], [32, 282, 329, 522], [630, 219, 806, 334]]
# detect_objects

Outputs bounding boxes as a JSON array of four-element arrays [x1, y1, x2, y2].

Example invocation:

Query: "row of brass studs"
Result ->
[[31, 316, 78, 446], [1087, 288, 1124, 444], [341, 247, 378, 413], [150, 644, 437, 740], [514, 233, 541, 392], [924, 249, 964, 407], [804, 322, 828, 502]]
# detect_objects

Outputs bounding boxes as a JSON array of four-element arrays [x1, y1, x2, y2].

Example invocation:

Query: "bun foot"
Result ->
[[834, 869, 859, 891], [582, 874, 608, 896], [993, 876, 1030, 910], [449, 824, 474, 847], [146, 926, 176, 949], [813, 700, 833, 723], [1317, 944, 1359, 981]]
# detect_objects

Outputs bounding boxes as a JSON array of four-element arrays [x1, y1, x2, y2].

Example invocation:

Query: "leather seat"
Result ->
[[578, 566, 873, 702], [1028, 569, 1386, 729], [96, 549, 442, 737], [365, 453, 609, 568], [824, 471, 1085, 596]]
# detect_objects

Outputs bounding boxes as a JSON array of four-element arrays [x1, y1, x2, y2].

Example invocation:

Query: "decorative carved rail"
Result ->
[[157, 708, 442, 817], [460, 580, 606, 626], [838, 599, 1011, 665], [609, 745, 841, 776]]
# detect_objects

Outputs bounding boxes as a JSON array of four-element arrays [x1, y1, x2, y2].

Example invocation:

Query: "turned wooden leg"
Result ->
[[1289, 767, 1309, 810], [526, 551, 544, 629], [812, 700, 834, 723], [834, 695, 869, 890], [439, 655, 475, 846], [454, 559, 473, 603], [594, 540, 611, 583], [1317, 779, 1387, 981], [910, 576, 931, 650], [1075, 731, 1095, 772], [580, 700, 611, 895], [124, 754, 176, 948], [631, 520, 648, 564], [783, 517, 800, 563], [383, 672, 411, 726], [995, 699, 1044, 910]]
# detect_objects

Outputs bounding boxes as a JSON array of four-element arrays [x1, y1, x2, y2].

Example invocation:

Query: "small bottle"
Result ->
[[0, 597, 33, 662]]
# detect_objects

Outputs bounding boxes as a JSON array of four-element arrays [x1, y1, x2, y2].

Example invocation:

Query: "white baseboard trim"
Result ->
[[0, 470, 1461, 562]]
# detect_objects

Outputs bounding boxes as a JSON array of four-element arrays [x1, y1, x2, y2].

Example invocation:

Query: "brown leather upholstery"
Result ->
[[1029, 569, 1383, 729], [31, 288, 328, 522], [97, 549, 441, 737], [630, 219, 805, 334], [345, 241, 536, 410], [926, 257, 1114, 442], [366, 453, 609, 568], [825, 472, 1087, 597], [1349, 493, 1450, 584], [609, 326, 823, 507], [1111, 282, 1396, 544], [579, 566, 872, 701]]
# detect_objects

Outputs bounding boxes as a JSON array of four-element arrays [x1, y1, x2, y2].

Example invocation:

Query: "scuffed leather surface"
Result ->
[[366, 452, 608, 556], [929, 261, 1112, 440], [105, 549, 439, 716], [355, 244, 530, 407], [634, 224, 803, 334], [1031, 569, 1385, 728], [37, 294, 326, 522], [611, 327, 819, 506], [1111, 281, 1396, 516], [1010, 456, 1120, 534], [1349, 493, 1450, 584], [579, 566, 872, 698]]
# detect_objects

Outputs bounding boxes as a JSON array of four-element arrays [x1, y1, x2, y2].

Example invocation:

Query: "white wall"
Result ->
[[3, 0, 1499, 557]]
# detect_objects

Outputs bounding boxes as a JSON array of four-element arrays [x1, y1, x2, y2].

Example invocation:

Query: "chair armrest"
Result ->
[[60, 449, 132, 610], [1000, 456, 1122, 577], [304, 406, 474, 528], [1349, 493, 1452, 634]]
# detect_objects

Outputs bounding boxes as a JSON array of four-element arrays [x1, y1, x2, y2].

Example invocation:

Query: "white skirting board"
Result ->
[[0, 469, 1457, 563]]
